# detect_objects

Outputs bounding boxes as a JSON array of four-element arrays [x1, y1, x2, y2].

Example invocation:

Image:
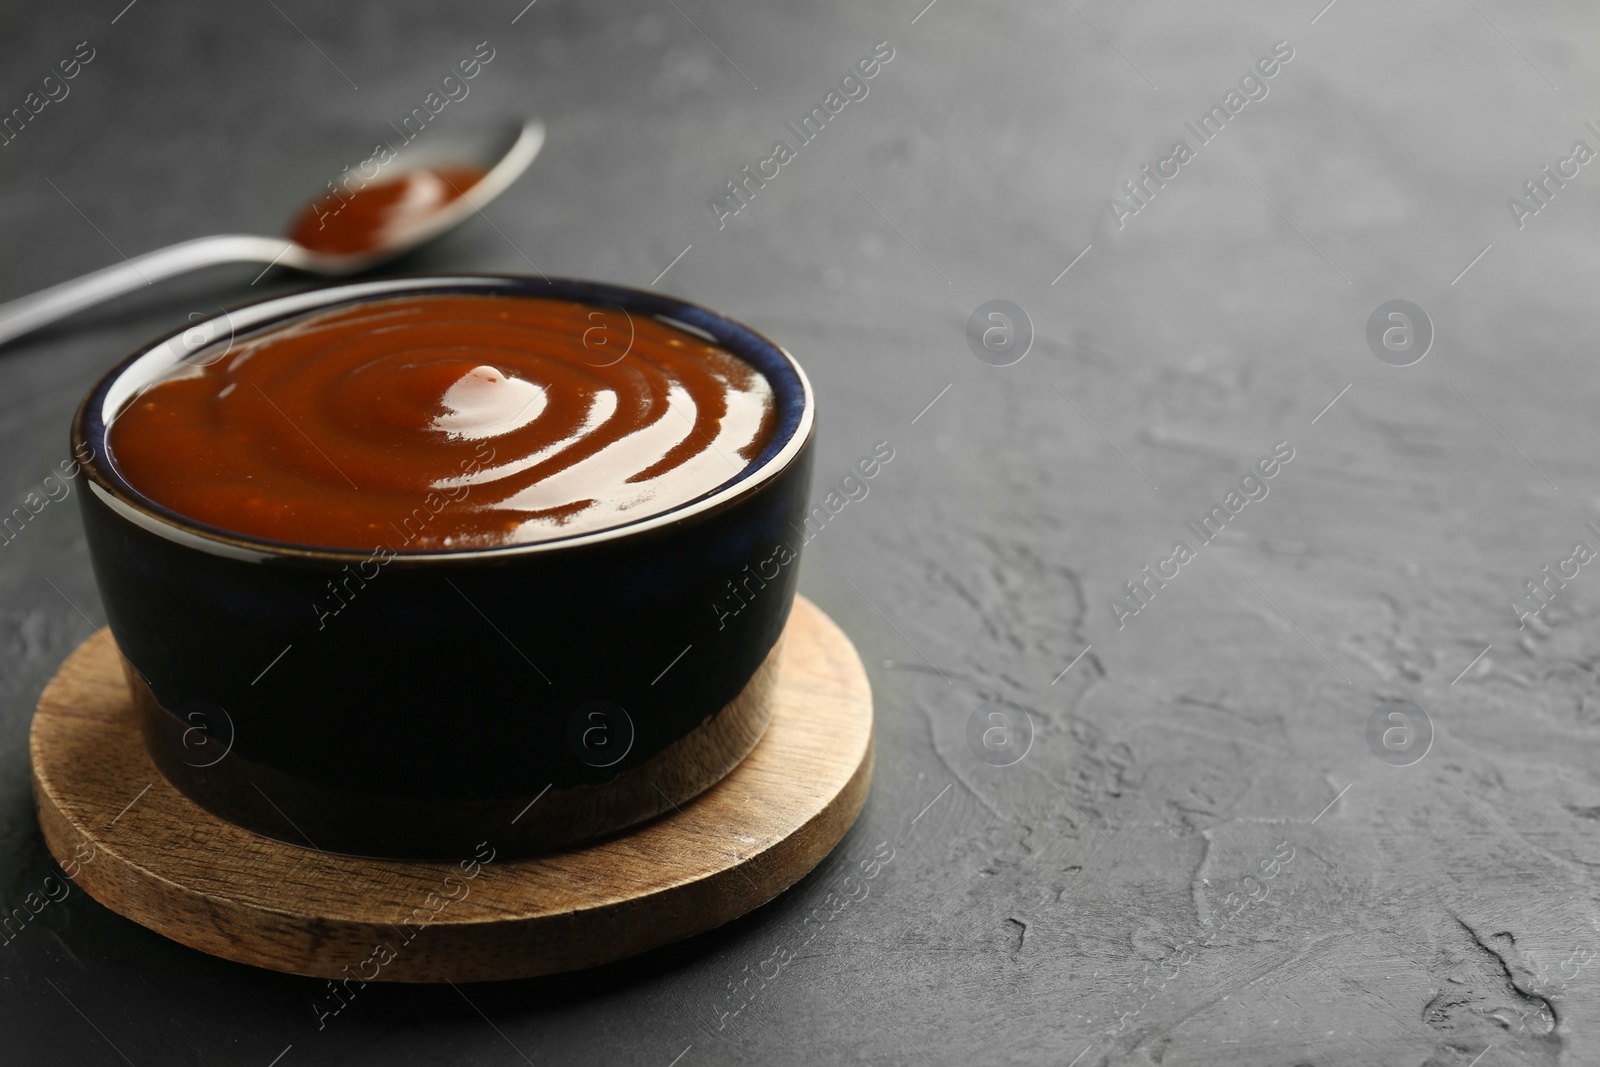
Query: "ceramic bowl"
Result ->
[[72, 275, 814, 859]]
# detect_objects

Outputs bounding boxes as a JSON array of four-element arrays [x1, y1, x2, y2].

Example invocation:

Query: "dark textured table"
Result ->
[[4, 1, 1599, 1064]]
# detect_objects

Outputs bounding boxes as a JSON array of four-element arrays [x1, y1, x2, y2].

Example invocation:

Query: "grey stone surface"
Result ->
[[3, 0, 1599, 1063]]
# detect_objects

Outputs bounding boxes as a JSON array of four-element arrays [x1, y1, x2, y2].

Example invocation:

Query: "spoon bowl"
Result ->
[[282, 119, 544, 274]]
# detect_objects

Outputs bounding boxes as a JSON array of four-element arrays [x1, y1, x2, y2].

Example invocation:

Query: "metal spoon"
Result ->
[[0, 119, 545, 347]]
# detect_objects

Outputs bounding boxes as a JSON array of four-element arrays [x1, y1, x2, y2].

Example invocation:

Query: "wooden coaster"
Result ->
[[30, 596, 872, 983]]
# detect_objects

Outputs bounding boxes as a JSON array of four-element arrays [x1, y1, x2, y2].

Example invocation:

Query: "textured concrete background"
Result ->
[[3, 1, 1600, 1064]]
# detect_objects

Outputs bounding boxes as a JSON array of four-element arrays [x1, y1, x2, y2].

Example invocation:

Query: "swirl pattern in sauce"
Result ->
[[108, 294, 778, 550]]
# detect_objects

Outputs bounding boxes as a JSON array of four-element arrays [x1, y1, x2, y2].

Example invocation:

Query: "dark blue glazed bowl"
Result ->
[[72, 276, 814, 859]]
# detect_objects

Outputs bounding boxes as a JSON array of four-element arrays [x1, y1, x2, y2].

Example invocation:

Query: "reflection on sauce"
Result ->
[[108, 295, 778, 550], [288, 167, 485, 256]]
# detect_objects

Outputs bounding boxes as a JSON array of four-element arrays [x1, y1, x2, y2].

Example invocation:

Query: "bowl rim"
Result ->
[[73, 274, 815, 564]]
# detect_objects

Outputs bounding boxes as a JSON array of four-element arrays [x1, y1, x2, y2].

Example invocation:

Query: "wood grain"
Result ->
[[29, 595, 872, 983]]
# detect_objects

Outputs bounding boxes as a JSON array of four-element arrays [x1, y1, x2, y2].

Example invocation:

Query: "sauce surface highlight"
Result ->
[[108, 294, 778, 550], [289, 166, 485, 257]]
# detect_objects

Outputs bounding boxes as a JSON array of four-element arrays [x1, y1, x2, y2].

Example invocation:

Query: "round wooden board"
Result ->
[[29, 595, 872, 983]]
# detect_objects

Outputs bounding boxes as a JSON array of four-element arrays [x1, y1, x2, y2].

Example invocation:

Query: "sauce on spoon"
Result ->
[[288, 166, 487, 257]]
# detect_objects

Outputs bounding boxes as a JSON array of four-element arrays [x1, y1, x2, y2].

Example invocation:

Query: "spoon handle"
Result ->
[[0, 235, 307, 347]]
